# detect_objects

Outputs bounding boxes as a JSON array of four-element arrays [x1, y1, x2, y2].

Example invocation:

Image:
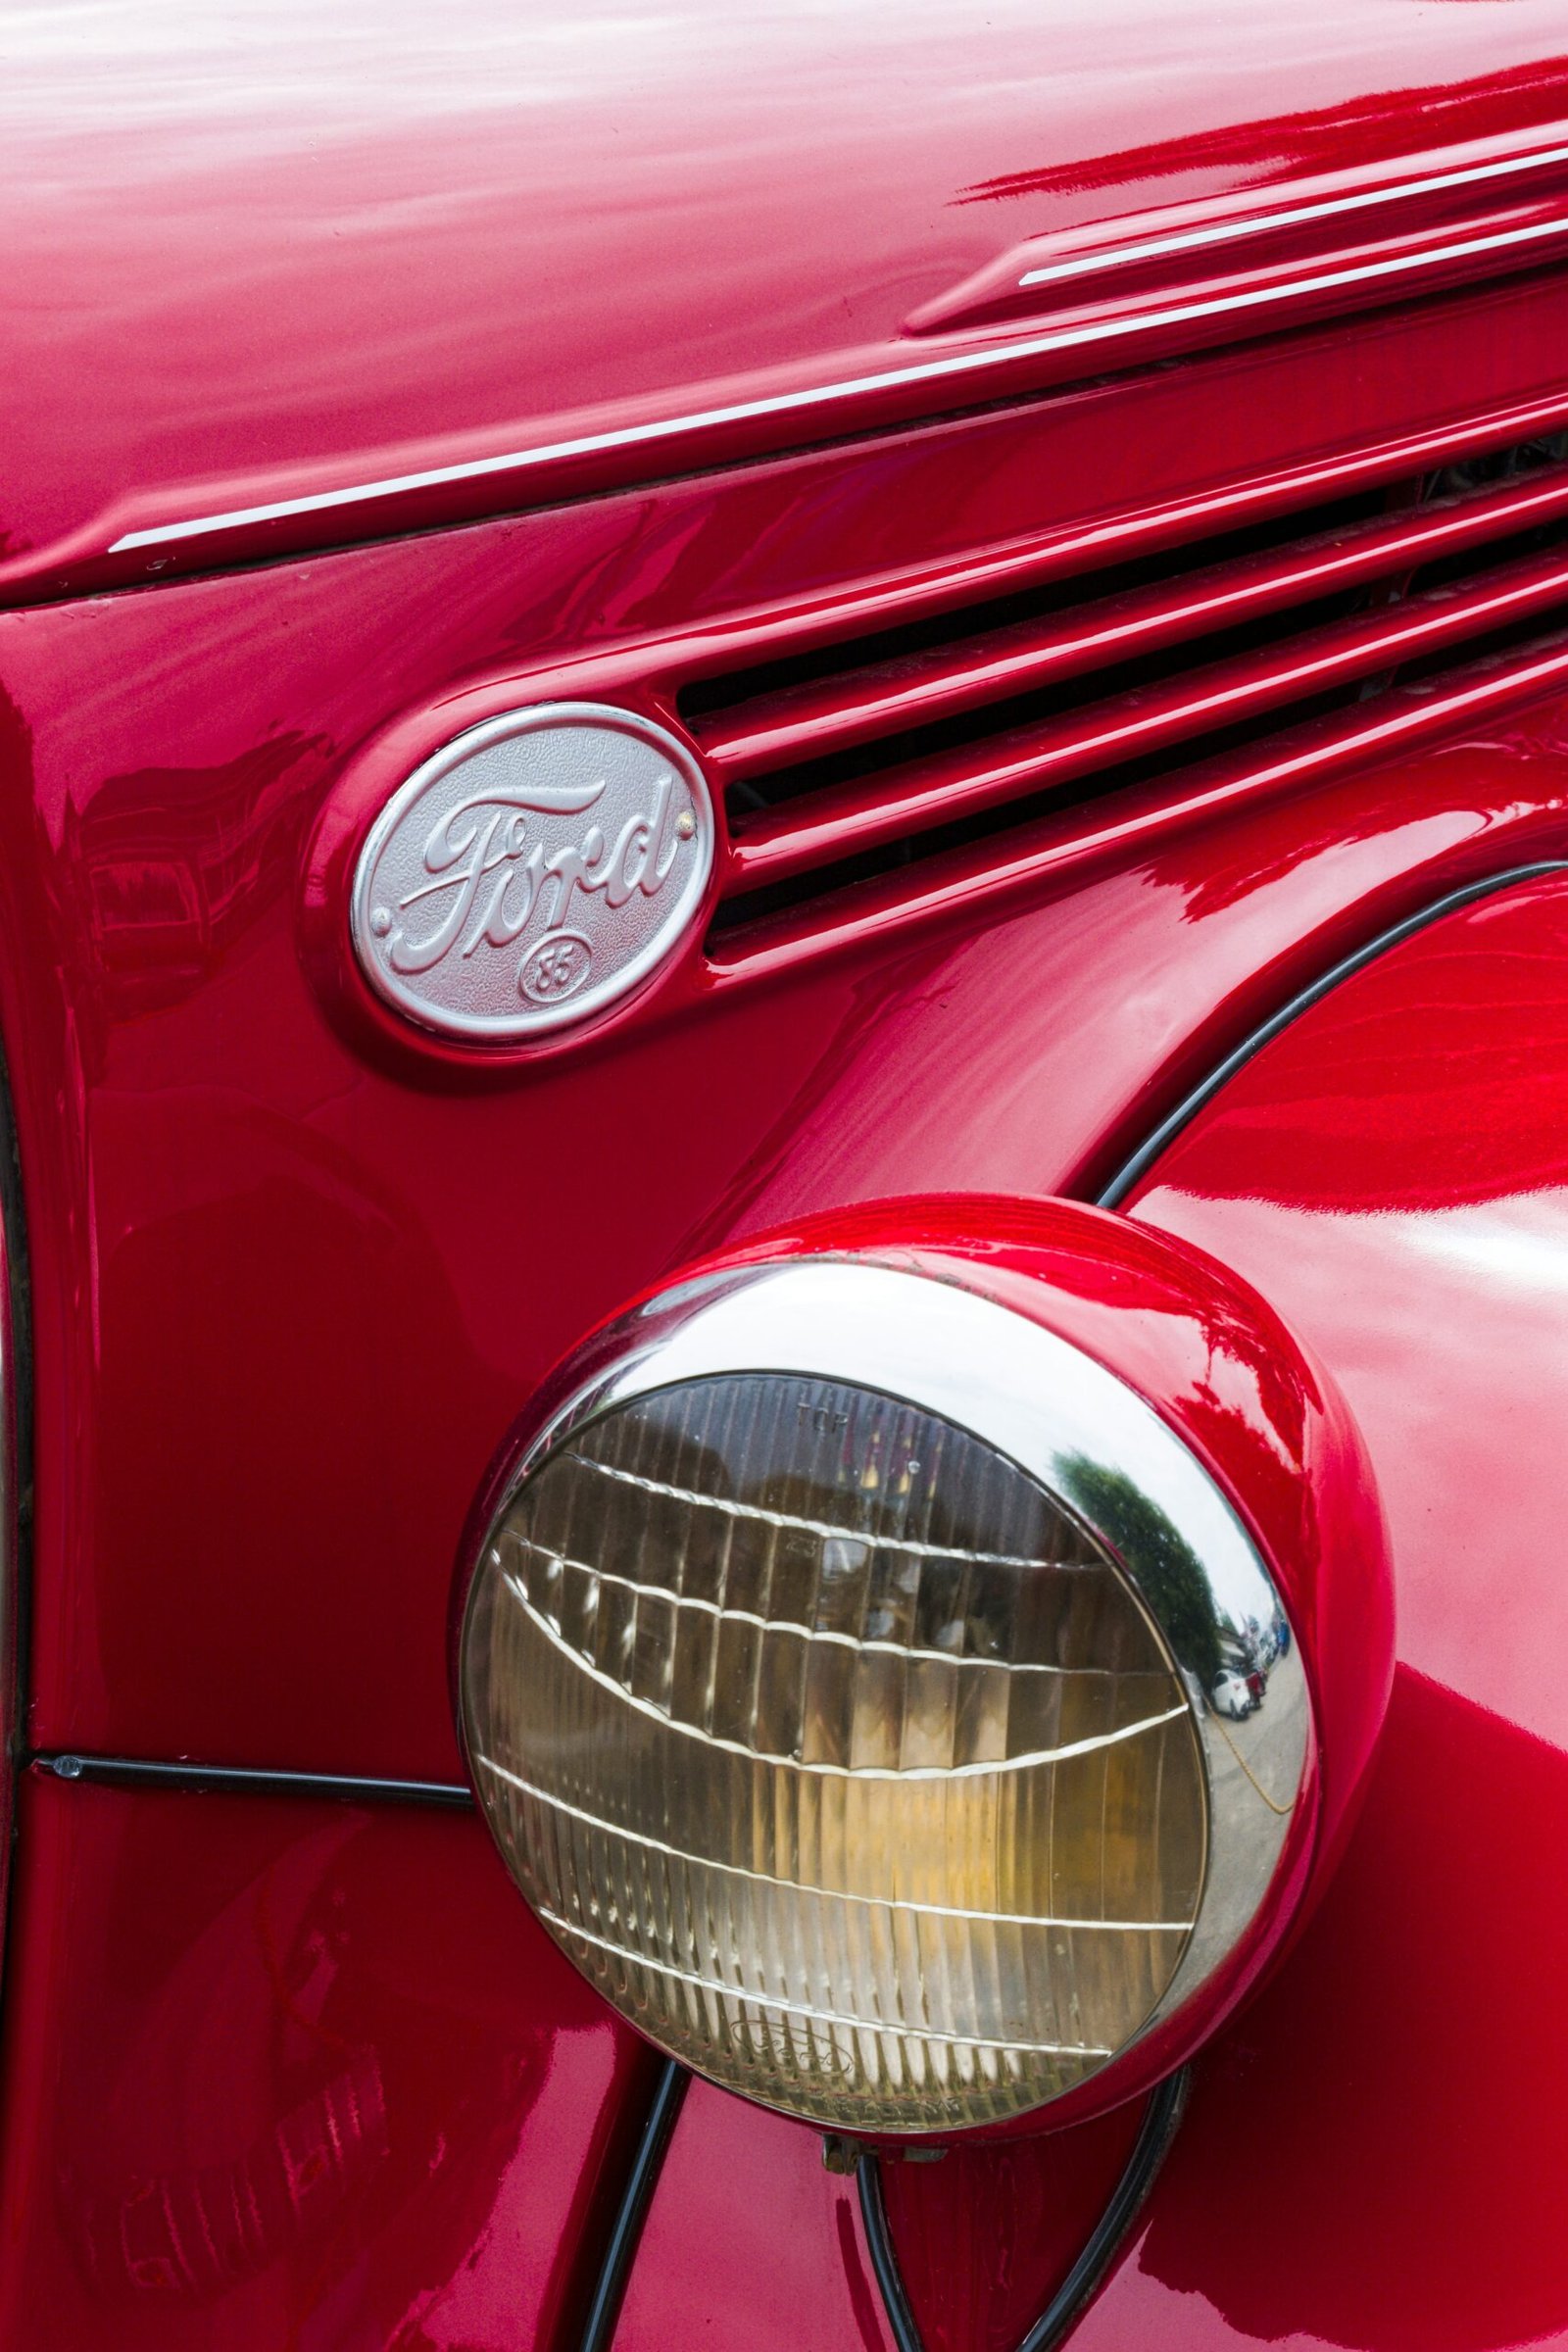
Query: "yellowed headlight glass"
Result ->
[[462, 1374, 1206, 2131]]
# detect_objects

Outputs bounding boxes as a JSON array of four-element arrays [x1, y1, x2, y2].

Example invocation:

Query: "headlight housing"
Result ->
[[459, 1205, 1384, 2135]]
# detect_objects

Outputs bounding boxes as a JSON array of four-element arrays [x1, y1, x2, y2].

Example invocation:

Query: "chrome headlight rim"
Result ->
[[457, 1251, 1314, 2130]]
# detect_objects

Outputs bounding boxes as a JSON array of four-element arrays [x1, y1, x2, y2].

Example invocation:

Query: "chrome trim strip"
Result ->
[[109, 210, 1568, 557], [1016, 137, 1568, 288]]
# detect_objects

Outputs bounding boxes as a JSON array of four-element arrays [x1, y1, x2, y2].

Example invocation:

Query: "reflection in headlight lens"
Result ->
[[462, 1374, 1208, 2130]]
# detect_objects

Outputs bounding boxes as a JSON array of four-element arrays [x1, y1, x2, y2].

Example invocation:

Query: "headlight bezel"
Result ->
[[455, 1210, 1338, 2136]]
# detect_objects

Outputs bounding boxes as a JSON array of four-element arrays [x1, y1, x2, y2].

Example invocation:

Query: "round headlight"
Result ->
[[460, 1250, 1315, 2133]]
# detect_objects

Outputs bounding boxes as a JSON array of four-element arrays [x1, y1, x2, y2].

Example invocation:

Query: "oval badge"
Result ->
[[351, 704, 714, 1042]]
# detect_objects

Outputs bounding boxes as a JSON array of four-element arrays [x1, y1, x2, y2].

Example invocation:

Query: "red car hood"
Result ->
[[7, 0, 1568, 591]]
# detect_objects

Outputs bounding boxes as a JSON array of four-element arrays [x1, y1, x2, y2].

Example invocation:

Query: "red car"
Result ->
[[4, 5, 1568, 2348]]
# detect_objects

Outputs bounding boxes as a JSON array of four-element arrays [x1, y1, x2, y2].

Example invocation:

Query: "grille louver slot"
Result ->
[[688, 431, 1568, 945]]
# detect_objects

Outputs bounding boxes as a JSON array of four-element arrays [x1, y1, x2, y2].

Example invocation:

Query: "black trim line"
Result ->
[[858, 2067, 1191, 2352], [1095, 859, 1568, 1210], [858, 2143, 924, 2352], [847, 864, 1567, 2352], [34, 861, 1559, 2349], [578, 2058, 690, 2352], [33, 1751, 474, 1809], [1012, 2068, 1190, 2352], [0, 1023, 34, 2007]]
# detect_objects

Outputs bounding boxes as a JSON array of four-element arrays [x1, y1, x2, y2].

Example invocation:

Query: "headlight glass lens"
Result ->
[[463, 1372, 1207, 2130]]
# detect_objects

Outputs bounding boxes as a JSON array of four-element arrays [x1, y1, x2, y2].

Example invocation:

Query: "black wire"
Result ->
[[857, 2141, 925, 2352], [74, 861, 1531, 2346], [853, 807, 1548, 2352], [578, 2058, 690, 2352], [857, 2067, 1191, 2352], [34, 1751, 474, 1809], [1013, 2067, 1190, 2352]]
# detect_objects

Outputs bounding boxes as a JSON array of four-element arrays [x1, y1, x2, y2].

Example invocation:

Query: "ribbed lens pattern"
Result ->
[[464, 1375, 1206, 2129]]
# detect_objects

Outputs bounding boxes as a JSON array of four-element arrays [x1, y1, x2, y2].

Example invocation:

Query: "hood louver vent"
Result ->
[[688, 429, 1568, 951]]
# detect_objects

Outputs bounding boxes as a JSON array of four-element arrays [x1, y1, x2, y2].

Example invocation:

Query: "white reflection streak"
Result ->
[[536, 1905, 1114, 2057], [478, 1753, 1193, 1932], [509, 1541, 1098, 1671], [501, 1571, 1188, 1776], [567, 1454, 1092, 1567], [1395, 1201, 1568, 1294], [1015, 138, 1568, 287], [110, 213, 1568, 554]]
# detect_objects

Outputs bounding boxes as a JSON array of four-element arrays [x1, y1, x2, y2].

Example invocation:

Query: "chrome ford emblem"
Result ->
[[351, 704, 714, 1041]]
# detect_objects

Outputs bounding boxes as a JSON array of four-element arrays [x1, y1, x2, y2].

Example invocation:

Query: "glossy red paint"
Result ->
[[907, 127, 1568, 336], [1002, 867, 1568, 2351], [0, 1770, 659, 2351], [2, 256, 1568, 1785], [1129, 869, 1568, 1762], [613, 2081, 900, 2352], [10, 10, 1568, 2346], [7, 6, 1568, 595], [615, 2074, 1147, 2352], [695, 451, 1568, 785], [1071, 1665, 1568, 2352], [493, 1643, 1532, 2352], [603, 827, 1568, 2352], [0, 1080, 20, 1955], [714, 539, 1568, 898], [0, 598, 1561, 1790]]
